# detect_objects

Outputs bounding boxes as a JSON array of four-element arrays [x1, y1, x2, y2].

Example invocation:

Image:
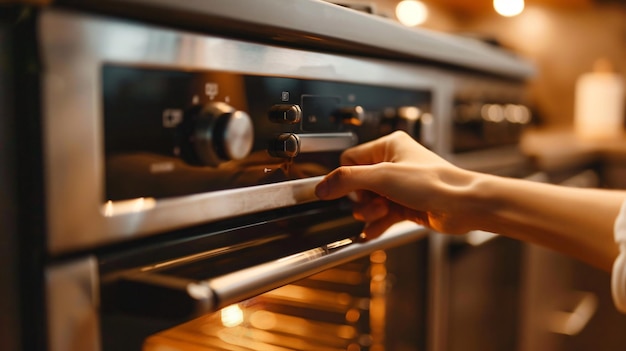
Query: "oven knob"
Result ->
[[186, 102, 254, 166], [268, 104, 302, 124], [268, 133, 300, 158], [334, 106, 365, 126]]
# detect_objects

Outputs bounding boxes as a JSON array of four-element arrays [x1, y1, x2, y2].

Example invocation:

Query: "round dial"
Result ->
[[185, 102, 254, 166]]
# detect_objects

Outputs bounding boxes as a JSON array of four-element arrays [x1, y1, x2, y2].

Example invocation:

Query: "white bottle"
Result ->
[[574, 58, 625, 140]]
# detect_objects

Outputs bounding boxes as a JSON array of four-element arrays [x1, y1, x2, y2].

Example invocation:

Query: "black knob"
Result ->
[[181, 102, 254, 166], [268, 133, 300, 158], [268, 104, 302, 124]]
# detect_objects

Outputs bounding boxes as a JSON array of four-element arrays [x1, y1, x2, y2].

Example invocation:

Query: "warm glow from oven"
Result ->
[[221, 304, 244, 327], [370, 250, 387, 264], [493, 0, 524, 17], [395, 0, 428, 27], [249, 310, 277, 330], [345, 308, 361, 323], [337, 325, 357, 339]]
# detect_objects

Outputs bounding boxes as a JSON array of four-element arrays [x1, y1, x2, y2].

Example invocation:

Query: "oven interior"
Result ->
[[101, 235, 429, 351]]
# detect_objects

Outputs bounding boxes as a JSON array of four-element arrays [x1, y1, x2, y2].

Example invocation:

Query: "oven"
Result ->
[[429, 71, 537, 351], [0, 1, 535, 351]]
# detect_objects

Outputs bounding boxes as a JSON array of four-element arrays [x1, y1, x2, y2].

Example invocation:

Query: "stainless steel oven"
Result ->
[[1, 1, 534, 351]]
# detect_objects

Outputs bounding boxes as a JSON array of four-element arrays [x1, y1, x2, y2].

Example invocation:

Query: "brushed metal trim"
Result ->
[[51, 0, 536, 78], [297, 132, 358, 153], [41, 9, 444, 254], [46, 257, 100, 351]]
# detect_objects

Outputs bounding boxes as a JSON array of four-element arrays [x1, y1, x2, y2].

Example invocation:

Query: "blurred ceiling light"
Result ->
[[395, 0, 428, 27], [493, 0, 525, 17]]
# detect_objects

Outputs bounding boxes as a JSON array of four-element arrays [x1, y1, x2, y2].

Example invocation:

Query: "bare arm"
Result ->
[[315, 131, 626, 271], [468, 173, 625, 270]]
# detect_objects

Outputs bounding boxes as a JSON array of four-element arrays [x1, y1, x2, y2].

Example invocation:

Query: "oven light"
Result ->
[[370, 250, 387, 264], [220, 304, 244, 328], [337, 325, 357, 339], [345, 308, 361, 323], [102, 197, 156, 217]]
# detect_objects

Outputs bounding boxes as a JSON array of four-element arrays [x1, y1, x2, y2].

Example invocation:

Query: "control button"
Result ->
[[268, 133, 300, 158], [184, 102, 254, 166], [334, 106, 365, 126], [268, 104, 302, 124]]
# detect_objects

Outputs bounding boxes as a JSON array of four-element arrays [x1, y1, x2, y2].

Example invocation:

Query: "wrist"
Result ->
[[430, 167, 490, 234]]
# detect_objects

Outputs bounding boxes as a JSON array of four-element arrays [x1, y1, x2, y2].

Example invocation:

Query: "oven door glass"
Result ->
[[99, 202, 429, 351], [142, 241, 428, 351]]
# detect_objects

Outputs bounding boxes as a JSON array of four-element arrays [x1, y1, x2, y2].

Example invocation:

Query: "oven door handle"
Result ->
[[116, 221, 428, 322], [268, 132, 358, 158]]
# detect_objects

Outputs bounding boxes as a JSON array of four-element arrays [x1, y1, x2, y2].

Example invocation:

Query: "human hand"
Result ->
[[315, 131, 477, 239]]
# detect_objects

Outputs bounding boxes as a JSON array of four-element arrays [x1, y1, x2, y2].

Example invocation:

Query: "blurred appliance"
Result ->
[[0, 1, 534, 351]]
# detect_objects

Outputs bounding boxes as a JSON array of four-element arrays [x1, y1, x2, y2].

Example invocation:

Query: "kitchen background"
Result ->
[[336, 0, 626, 128], [329, 1, 626, 350]]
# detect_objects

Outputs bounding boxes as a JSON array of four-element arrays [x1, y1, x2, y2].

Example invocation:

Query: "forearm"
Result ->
[[462, 172, 626, 271], [315, 131, 626, 271]]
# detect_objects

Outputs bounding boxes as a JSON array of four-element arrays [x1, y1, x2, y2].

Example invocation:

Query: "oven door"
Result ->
[[47, 199, 430, 351]]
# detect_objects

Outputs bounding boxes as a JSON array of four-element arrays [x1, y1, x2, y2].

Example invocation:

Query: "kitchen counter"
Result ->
[[520, 127, 626, 188], [521, 127, 626, 170]]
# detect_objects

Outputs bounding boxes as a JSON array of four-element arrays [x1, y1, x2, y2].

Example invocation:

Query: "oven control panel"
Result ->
[[103, 65, 432, 201]]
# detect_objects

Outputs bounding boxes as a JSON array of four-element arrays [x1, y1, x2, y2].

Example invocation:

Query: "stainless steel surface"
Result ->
[[427, 232, 451, 351], [57, 0, 536, 78], [46, 257, 100, 351], [297, 132, 358, 153], [41, 9, 446, 254]]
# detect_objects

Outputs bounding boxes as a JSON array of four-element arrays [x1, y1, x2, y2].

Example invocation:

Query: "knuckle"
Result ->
[[330, 165, 353, 183]]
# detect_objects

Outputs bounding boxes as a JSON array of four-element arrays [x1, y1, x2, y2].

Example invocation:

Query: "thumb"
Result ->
[[315, 165, 378, 200]]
